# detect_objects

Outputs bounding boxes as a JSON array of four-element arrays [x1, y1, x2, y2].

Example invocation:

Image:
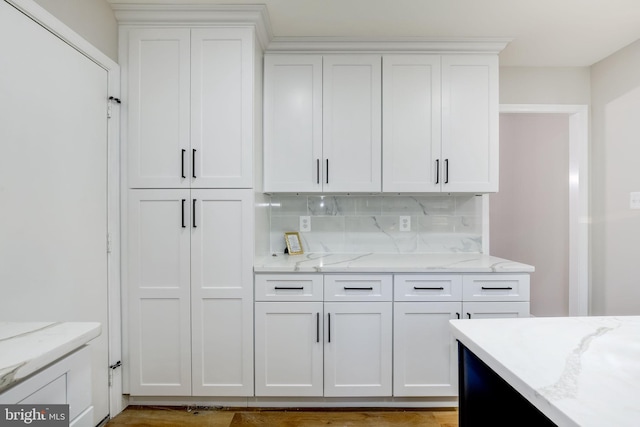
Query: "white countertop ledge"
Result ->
[[254, 253, 534, 273], [0, 322, 101, 393], [450, 316, 640, 427]]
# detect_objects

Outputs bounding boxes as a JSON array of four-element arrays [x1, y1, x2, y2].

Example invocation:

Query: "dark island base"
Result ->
[[458, 342, 557, 427]]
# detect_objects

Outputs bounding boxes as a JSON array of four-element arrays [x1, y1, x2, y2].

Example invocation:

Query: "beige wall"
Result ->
[[500, 67, 591, 105], [33, 0, 117, 61], [491, 114, 570, 317], [590, 39, 640, 315]]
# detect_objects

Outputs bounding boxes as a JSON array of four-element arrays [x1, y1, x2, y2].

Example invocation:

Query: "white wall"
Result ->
[[491, 114, 570, 317], [590, 39, 640, 315], [33, 0, 118, 61], [500, 67, 591, 105]]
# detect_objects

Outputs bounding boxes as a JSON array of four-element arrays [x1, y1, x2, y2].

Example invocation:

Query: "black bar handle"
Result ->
[[316, 312, 320, 343], [192, 149, 197, 179], [414, 286, 444, 290], [481, 287, 513, 290], [181, 199, 186, 228], [317, 159, 320, 184], [445, 158, 449, 184], [456, 312, 460, 319], [326, 159, 329, 184], [327, 313, 331, 343], [435, 159, 439, 184], [181, 149, 186, 179], [192, 199, 197, 228], [274, 286, 304, 290], [344, 287, 373, 290], [467, 313, 471, 319]]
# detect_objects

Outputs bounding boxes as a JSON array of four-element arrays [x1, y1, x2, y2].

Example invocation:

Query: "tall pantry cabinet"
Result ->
[[119, 12, 264, 397]]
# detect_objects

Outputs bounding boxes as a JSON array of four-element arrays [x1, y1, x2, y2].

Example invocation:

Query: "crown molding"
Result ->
[[266, 37, 511, 54], [111, 4, 273, 50]]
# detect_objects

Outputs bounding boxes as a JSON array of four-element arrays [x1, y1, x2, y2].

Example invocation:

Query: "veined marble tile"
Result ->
[[454, 195, 482, 215], [269, 195, 308, 215], [344, 216, 418, 253], [307, 196, 356, 216], [417, 233, 482, 253]]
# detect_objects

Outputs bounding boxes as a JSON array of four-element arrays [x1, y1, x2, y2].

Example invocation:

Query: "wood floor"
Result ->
[[106, 406, 459, 427]]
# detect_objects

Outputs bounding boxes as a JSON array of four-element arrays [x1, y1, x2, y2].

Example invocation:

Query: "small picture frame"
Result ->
[[284, 231, 303, 255]]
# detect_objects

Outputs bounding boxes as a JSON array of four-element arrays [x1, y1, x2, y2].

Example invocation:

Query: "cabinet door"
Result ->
[[382, 55, 441, 192], [323, 55, 382, 192], [462, 302, 529, 319], [441, 55, 498, 192], [255, 302, 324, 396], [191, 29, 253, 188], [264, 55, 323, 192], [127, 29, 191, 188], [393, 302, 460, 397], [324, 302, 392, 397], [128, 190, 191, 395], [191, 189, 254, 395]]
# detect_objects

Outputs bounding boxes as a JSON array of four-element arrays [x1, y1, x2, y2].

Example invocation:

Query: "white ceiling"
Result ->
[[107, 0, 640, 66]]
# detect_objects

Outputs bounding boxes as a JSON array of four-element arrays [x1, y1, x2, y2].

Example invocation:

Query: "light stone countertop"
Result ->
[[0, 322, 101, 393], [450, 316, 640, 427], [254, 253, 534, 273]]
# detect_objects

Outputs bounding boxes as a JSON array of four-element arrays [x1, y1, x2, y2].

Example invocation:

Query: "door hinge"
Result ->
[[107, 233, 112, 254], [107, 96, 121, 119], [108, 361, 122, 387]]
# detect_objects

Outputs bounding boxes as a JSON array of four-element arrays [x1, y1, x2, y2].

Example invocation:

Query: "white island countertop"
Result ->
[[0, 322, 101, 392], [254, 253, 534, 273], [450, 316, 640, 427]]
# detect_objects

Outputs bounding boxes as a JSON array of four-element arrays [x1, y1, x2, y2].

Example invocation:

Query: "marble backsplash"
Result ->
[[269, 194, 483, 254]]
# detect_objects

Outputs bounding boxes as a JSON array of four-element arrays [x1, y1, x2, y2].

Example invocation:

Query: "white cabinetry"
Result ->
[[128, 189, 254, 396], [127, 27, 253, 189], [254, 274, 392, 397], [393, 273, 529, 397], [263, 55, 381, 193], [383, 54, 498, 193]]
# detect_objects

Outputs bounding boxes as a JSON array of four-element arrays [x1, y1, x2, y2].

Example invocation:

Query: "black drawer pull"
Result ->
[[316, 312, 320, 343], [413, 286, 444, 290], [274, 286, 304, 290], [344, 287, 373, 290], [327, 313, 331, 343], [481, 286, 513, 290]]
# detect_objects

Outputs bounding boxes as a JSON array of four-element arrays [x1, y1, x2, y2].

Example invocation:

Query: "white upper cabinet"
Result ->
[[383, 54, 498, 193], [322, 55, 382, 192], [128, 29, 191, 189], [441, 55, 498, 193], [382, 55, 441, 192], [263, 54, 381, 193], [128, 28, 253, 189], [263, 55, 323, 192]]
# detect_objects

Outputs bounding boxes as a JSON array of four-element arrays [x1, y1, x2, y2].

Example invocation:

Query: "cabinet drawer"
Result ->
[[324, 275, 392, 301], [255, 274, 323, 301], [462, 275, 530, 302], [394, 275, 462, 301]]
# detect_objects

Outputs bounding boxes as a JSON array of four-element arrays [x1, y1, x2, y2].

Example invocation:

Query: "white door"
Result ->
[[441, 55, 498, 192], [393, 302, 459, 396], [0, 2, 110, 422], [191, 29, 253, 188], [191, 189, 254, 395], [324, 302, 392, 397], [255, 302, 324, 396], [462, 302, 529, 319], [323, 55, 382, 192], [127, 190, 192, 396], [263, 55, 323, 192], [383, 55, 441, 192], [127, 28, 191, 188]]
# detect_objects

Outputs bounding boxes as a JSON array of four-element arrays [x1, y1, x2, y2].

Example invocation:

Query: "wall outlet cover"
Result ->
[[299, 216, 311, 232], [631, 192, 640, 210], [399, 216, 411, 232]]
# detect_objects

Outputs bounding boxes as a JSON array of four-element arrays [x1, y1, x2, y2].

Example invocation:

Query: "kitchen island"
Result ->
[[450, 316, 640, 427]]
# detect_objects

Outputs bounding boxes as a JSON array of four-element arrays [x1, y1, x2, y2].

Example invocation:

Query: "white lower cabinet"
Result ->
[[254, 274, 392, 397], [128, 189, 254, 396], [255, 272, 529, 400]]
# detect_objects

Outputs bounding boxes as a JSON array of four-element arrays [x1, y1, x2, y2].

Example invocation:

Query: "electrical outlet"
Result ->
[[299, 216, 311, 232], [399, 216, 411, 232], [631, 192, 640, 210]]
